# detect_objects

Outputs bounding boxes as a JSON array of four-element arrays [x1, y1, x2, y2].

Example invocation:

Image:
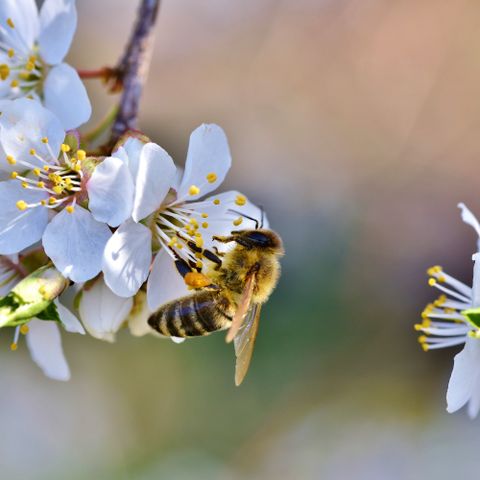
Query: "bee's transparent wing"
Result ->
[[225, 271, 256, 343], [234, 303, 261, 386]]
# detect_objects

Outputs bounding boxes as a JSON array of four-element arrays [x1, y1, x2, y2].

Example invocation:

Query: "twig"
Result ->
[[111, 0, 160, 143]]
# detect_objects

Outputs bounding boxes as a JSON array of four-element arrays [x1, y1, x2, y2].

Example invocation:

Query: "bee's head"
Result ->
[[233, 229, 284, 253]]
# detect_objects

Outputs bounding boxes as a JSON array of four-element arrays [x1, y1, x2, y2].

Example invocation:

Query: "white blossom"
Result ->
[[0, 0, 91, 129]]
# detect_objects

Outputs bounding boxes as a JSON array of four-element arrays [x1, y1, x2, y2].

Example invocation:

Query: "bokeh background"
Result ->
[[3, 0, 480, 478]]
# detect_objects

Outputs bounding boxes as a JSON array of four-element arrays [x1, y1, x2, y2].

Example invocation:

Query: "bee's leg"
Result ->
[[202, 248, 223, 270], [212, 234, 236, 244], [212, 246, 225, 257]]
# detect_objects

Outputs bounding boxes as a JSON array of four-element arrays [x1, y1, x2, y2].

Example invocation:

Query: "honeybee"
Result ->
[[148, 217, 284, 385]]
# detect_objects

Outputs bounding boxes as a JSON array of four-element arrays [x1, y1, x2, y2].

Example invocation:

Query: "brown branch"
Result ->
[[111, 0, 160, 143]]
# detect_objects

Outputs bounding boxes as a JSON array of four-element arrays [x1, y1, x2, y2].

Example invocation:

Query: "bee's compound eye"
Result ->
[[245, 231, 271, 246]]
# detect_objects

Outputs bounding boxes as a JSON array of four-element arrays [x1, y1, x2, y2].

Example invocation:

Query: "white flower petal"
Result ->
[[0, 0, 39, 54], [79, 278, 133, 342], [458, 203, 480, 241], [54, 298, 84, 334], [43, 63, 91, 129], [102, 220, 152, 297], [0, 255, 21, 295], [26, 319, 70, 381], [171, 337, 185, 344], [472, 254, 480, 308], [0, 98, 64, 171], [177, 124, 231, 201], [127, 291, 155, 337], [0, 181, 48, 254], [42, 206, 111, 282], [88, 156, 134, 227], [147, 249, 190, 311], [132, 143, 176, 222], [446, 337, 480, 416], [113, 136, 146, 179], [38, 0, 76, 65]]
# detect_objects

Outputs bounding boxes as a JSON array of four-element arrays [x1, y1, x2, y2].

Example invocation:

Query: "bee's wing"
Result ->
[[234, 303, 261, 386], [225, 270, 256, 343]]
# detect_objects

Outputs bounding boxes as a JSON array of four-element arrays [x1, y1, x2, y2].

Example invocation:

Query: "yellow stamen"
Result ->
[[7, 49, 14, 58], [213, 198, 220, 205], [427, 265, 443, 276], [233, 217, 243, 227], [10, 80, 18, 88], [52, 185, 63, 194], [235, 194, 247, 206], [43, 165, 50, 171], [206, 172, 217, 183], [29, 148, 36, 156], [201, 213, 208, 218], [0, 64, 10, 80], [41, 137, 48, 144], [195, 236, 204, 248], [21, 182, 28, 188], [20, 325, 29, 335], [48, 197, 57, 205], [76, 149, 86, 161], [33, 168, 41, 176], [25, 61, 34, 72], [10, 171, 17, 179], [40, 200, 46, 206], [189, 185, 200, 196], [202, 222, 209, 229], [6, 18, 15, 29], [66, 205, 75, 214], [10, 342, 17, 351], [428, 278, 436, 287], [6, 155, 16, 165], [37, 181, 44, 188], [61, 144, 71, 153]]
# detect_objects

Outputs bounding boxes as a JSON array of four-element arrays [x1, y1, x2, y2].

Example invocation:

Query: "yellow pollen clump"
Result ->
[[76, 149, 86, 161], [16, 200, 27, 211], [213, 198, 220, 205], [29, 148, 36, 156], [10, 79, 19, 88], [189, 185, 200, 196], [48, 197, 57, 205], [10, 342, 17, 351], [6, 18, 15, 29], [195, 236, 204, 248], [37, 181, 45, 188], [206, 172, 217, 183], [43, 165, 50, 171], [0, 64, 10, 80], [414, 324, 423, 331], [66, 205, 75, 214], [189, 217, 198, 227], [6, 155, 16, 165], [202, 222, 209, 229], [201, 213, 208, 218], [426, 265, 442, 276], [41, 137, 48, 144], [52, 185, 63, 194], [7, 49, 14, 58], [196, 261, 203, 269], [73, 163, 82, 172], [61, 144, 71, 152], [10, 171, 17, 179], [20, 325, 29, 335], [235, 194, 247, 206], [233, 217, 243, 226], [428, 278, 436, 287], [168, 236, 177, 247], [33, 168, 40, 176]]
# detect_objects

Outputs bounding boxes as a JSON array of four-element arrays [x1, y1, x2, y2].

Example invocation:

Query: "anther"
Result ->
[[189, 185, 200, 196], [201, 213, 208, 218], [7, 49, 14, 58], [6, 155, 16, 165], [29, 148, 36, 155], [41, 137, 48, 144], [6, 18, 15, 29], [235, 194, 247, 206], [33, 168, 41, 176], [37, 181, 45, 188], [61, 144, 71, 153], [10, 80, 18, 88], [16, 200, 27, 210], [66, 205, 75, 214], [76, 149, 86, 161], [20, 325, 29, 335], [0, 64, 10, 80], [10, 342, 17, 351], [213, 198, 220, 205], [10, 171, 17, 179], [21, 182, 28, 188], [206, 173, 217, 183], [428, 278, 436, 287], [202, 222, 209, 229], [233, 217, 243, 226]]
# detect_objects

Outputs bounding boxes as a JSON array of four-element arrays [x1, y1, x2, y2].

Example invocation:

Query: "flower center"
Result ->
[[10, 140, 85, 213]]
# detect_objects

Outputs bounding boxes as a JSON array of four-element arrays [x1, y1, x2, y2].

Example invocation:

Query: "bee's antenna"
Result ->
[[227, 209, 259, 229], [259, 205, 264, 229]]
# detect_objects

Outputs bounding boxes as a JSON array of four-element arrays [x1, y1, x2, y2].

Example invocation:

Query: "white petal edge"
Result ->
[[177, 124, 232, 202], [147, 248, 190, 311], [88, 156, 134, 227], [42, 205, 112, 282], [26, 319, 70, 381], [132, 143, 176, 222], [43, 63, 92, 129], [79, 278, 133, 342], [38, 0, 77, 65], [54, 298, 85, 334], [102, 220, 152, 297]]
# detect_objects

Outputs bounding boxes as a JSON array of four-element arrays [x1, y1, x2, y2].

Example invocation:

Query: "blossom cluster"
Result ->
[[0, 0, 263, 380]]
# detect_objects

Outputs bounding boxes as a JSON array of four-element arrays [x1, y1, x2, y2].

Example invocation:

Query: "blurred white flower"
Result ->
[[0, 255, 85, 381], [0, 0, 91, 129], [101, 124, 264, 310], [0, 99, 131, 282], [417, 203, 480, 418]]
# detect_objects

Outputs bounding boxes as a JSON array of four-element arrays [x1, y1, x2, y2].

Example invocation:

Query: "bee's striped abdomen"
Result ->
[[148, 291, 232, 338]]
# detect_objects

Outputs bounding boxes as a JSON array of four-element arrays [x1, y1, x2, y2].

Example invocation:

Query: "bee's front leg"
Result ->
[[212, 234, 236, 244]]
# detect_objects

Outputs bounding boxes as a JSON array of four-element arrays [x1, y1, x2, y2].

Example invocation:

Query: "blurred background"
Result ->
[[3, 0, 480, 478]]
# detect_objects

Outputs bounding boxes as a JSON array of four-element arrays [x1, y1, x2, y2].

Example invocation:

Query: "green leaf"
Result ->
[[37, 302, 60, 322]]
